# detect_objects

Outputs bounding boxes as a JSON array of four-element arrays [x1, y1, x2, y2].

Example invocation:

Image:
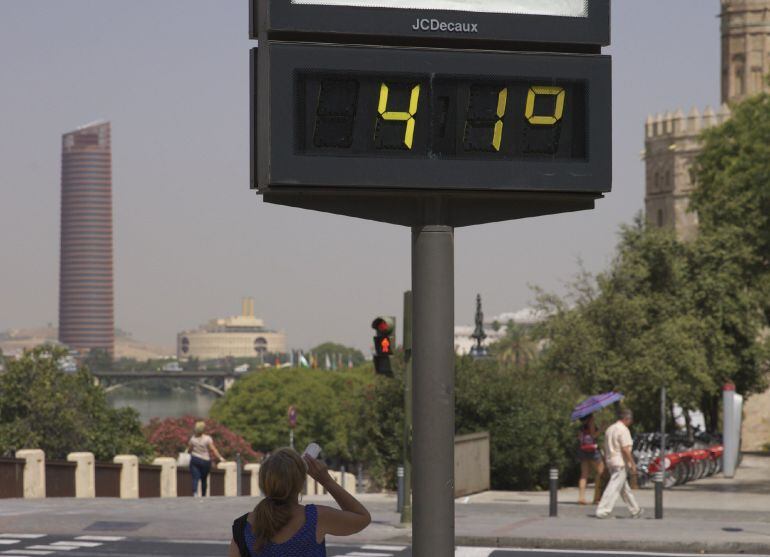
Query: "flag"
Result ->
[[299, 353, 310, 368], [324, 354, 332, 370]]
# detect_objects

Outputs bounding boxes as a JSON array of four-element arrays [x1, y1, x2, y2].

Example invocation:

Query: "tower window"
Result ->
[[657, 209, 664, 228]]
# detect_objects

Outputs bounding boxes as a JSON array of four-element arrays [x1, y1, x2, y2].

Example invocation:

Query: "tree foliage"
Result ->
[[0, 346, 152, 460], [535, 215, 768, 432], [209, 367, 375, 465]]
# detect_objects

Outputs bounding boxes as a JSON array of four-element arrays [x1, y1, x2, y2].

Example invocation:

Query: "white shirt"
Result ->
[[604, 420, 633, 468], [189, 434, 213, 460]]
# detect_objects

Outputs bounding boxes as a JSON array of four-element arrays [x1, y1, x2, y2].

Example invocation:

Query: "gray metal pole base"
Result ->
[[412, 225, 455, 557]]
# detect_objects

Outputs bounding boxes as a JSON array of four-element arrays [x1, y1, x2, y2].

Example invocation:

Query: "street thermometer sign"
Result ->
[[251, 0, 611, 225]]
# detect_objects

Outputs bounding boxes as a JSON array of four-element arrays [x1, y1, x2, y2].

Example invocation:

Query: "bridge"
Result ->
[[92, 370, 239, 397]]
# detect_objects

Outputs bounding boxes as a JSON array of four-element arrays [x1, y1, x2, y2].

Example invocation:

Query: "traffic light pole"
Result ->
[[401, 291, 413, 524], [411, 225, 454, 557]]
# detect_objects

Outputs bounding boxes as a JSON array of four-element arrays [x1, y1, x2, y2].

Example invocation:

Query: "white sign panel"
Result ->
[[291, 0, 588, 17]]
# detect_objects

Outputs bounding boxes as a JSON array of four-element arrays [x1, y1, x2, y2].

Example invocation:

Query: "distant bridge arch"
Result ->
[[92, 370, 238, 397]]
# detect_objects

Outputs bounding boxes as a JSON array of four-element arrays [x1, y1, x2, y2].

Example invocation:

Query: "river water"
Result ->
[[107, 389, 218, 424]]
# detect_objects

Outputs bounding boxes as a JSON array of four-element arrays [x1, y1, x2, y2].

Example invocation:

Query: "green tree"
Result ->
[[535, 217, 768, 432], [688, 92, 770, 421], [455, 356, 579, 489], [489, 321, 539, 368], [210, 366, 374, 464], [0, 346, 152, 460]]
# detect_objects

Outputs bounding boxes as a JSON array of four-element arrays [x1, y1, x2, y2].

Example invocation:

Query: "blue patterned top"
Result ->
[[245, 504, 326, 557]]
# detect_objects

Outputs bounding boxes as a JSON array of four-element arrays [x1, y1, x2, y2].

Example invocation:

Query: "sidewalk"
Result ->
[[0, 455, 768, 554]]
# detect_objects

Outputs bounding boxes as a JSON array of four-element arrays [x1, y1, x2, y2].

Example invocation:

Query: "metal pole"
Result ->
[[402, 290, 413, 524], [549, 468, 558, 517], [289, 429, 294, 450], [397, 465, 405, 513], [236, 452, 243, 497], [412, 225, 455, 557], [656, 386, 666, 519]]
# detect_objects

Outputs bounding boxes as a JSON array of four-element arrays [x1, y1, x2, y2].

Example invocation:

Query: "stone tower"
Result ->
[[644, 106, 730, 241], [644, 0, 770, 239], [722, 0, 770, 103]]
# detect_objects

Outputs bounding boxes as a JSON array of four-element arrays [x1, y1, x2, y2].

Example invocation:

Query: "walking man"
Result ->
[[596, 408, 642, 519]]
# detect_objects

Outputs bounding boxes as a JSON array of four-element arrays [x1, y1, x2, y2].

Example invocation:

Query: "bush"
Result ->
[[144, 416, 261, 462], [210, 367, 375, 466]]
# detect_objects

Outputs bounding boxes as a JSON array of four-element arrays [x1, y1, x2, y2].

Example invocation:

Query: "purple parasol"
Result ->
[[571, 392, 624, 421]]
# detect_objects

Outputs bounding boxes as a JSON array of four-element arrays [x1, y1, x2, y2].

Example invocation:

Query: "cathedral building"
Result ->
[[644, 0, 770, 240]]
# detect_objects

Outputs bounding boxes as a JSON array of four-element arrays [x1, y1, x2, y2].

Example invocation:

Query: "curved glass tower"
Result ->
[[58, 121, 114, 357]]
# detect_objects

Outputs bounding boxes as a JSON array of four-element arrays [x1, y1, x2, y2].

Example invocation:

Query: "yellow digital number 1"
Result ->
[[525, 86, 566, 125], [377, 83, 421, 149]]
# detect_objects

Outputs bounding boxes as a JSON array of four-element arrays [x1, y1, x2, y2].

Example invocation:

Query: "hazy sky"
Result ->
[[0, 1, 720, 353]]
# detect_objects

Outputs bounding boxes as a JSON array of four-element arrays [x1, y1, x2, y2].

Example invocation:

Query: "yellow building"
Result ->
[[177, 298, 287, 360]]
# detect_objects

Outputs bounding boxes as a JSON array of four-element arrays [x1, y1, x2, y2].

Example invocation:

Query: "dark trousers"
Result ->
[[190, 456, 212, 496]]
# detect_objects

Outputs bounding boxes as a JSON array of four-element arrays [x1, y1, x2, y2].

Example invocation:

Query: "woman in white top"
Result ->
[[187, 421, 224, 496]]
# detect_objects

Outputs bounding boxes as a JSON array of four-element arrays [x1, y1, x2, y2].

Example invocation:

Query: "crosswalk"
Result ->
[[0, 534, 500, 557], [0, 534, 125, 556], [328, 544, 410, 556]]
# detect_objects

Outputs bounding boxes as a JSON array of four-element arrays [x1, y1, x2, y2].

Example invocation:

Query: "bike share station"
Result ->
[[251, 0, 612, 552]]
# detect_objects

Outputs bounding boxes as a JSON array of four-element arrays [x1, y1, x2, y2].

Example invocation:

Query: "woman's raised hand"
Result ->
[[304, 454, 332, 485]]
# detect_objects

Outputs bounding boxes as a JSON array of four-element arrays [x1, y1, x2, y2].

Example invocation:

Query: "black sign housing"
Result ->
[[252, 0, 610, 50]]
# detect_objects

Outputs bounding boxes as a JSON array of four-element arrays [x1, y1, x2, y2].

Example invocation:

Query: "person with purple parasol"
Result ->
[[571, 392, 624, 505], [577, 413, 605, 505]]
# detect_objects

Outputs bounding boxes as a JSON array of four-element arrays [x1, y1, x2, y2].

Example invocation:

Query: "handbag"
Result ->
[[177, 451, 191, 468], [232, 513, 250, 557]]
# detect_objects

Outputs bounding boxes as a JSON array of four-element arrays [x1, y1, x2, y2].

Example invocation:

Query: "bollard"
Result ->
[[654, 471, 664, 519], [549, 468, 558, 517], [397, 466, 405, 513], [236, 453, 243, 497], [357, 463, 364, 494]]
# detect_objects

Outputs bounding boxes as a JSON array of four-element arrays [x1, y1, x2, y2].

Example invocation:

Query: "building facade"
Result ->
[[645, 0, 770, 239], [58, 122, 115, 357], [177, 298, 287, 360]]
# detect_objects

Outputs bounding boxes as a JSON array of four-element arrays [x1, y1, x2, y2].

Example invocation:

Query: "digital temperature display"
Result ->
[[255, 43, 611, 193], [297, 74, 586, 160]]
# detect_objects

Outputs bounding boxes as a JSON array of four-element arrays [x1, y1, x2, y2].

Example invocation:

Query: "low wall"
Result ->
[[138, 464, 162, 498], [95, 462, 121, 497], [2, 451, 354, 499], [0, 458, 25, 498], [455, 431, 491, 497], [45, 461, 76, 497]]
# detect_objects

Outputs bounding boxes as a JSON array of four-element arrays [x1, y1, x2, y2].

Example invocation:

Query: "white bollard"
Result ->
[[723, 384, 744, 478], [67, 452, 95, 498], [244, 463, 260, 496], [152, 457, 177, 498], [219, 461, 238, 497], [15, 449, 46, 499], [113, 455, 139, 499]]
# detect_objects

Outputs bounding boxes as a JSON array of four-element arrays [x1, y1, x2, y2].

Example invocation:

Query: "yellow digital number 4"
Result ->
[[377, 83, 421, 149], [525, 86, 566, 126]]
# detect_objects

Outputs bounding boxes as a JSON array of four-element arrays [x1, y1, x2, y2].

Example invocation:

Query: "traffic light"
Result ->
[[372, 316, 396, 375]]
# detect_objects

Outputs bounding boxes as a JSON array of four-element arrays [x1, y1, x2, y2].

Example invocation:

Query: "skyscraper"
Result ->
[[58, 121, 115, 357]]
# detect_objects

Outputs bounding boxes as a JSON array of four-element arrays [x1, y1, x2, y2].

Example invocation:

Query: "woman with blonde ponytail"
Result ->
[[229, 448, 371, 557]]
